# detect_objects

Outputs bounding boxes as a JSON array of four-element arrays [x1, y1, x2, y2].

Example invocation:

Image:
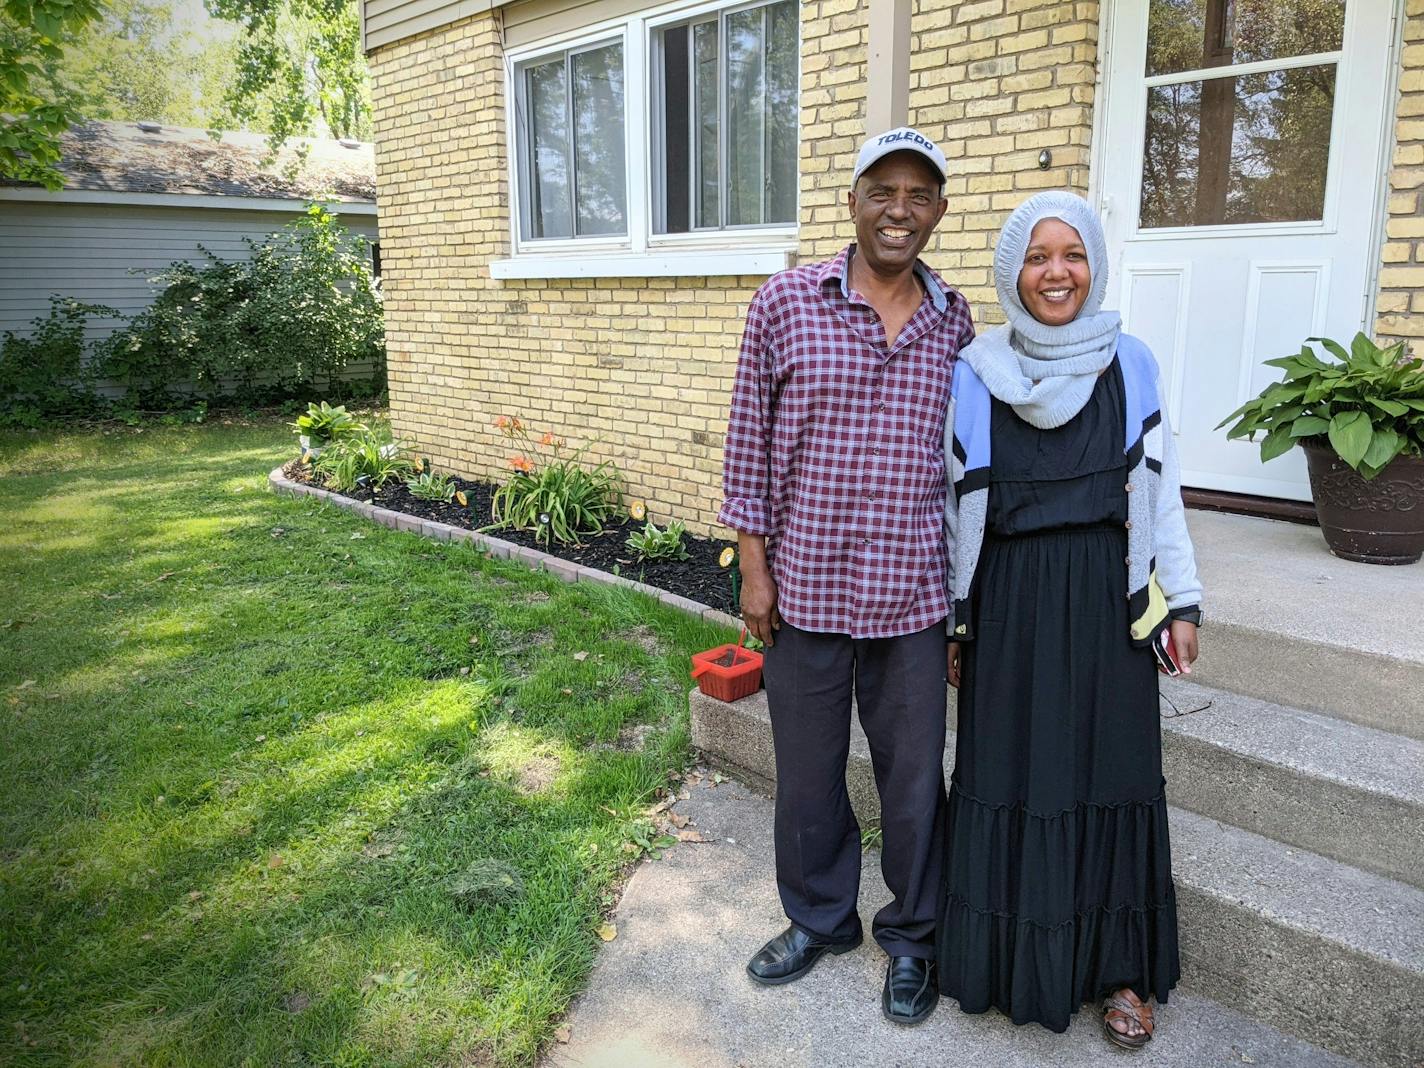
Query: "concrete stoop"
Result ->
[[689, 687, 1424, 1068]]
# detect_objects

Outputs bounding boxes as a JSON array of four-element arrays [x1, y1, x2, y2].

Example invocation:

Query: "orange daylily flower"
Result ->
[[510, 455, 535, 473]]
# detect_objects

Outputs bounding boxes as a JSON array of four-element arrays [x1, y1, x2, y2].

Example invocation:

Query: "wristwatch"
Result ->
[[1170, 606, 1203, 627]]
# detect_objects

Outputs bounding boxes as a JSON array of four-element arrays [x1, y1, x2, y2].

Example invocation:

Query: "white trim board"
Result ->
[[0, 188, 378, 215]]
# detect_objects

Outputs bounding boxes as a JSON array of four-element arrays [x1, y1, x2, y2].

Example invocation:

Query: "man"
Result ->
[[718, 127, 974, 1025]]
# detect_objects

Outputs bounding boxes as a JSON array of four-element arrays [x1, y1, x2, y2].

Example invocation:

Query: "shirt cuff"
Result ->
[[717, 497, 773, 536]]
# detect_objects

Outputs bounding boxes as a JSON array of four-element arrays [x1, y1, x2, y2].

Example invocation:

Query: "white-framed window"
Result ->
[[652, 0, 798, 234], [496, 0, 800, 280], [514, 39, 628, 241]]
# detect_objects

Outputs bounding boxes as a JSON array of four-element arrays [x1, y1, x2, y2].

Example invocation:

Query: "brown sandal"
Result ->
[[1102, 990, 1155, 1050]]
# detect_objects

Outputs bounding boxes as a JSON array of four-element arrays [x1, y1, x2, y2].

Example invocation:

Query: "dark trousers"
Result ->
[[761, 620, 948, 959]]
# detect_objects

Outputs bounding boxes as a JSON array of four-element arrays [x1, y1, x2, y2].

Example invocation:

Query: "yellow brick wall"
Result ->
[[1374, 0, 1424, 355], [368, 13, 768, 536], [797, 0, 868, 260], [909, 0, 1098, 322]]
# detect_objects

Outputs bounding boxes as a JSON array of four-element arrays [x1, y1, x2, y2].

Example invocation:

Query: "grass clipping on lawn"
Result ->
[[0, 419, 733, 1067]]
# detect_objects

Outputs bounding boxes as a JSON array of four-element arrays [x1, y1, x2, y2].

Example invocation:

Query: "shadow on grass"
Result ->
[[0, 419, 730, 1067]]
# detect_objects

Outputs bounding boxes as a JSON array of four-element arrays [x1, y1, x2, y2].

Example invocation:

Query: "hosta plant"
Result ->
[[1217, 333, 1424, 480], [291, 401, 367, 447], [626, 520, 690, 562], [406, 471, 458, 503]]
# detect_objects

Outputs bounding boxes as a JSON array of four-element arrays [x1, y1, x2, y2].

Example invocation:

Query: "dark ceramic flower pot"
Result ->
[[1303, 443, 1424, 565]]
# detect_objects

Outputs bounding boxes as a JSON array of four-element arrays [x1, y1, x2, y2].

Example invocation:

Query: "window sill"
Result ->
[[489, 247, 795, 280]]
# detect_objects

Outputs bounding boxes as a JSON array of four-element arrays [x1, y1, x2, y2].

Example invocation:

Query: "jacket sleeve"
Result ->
[[1152, 372, 1204, 611], [717, 291, 776, 535]]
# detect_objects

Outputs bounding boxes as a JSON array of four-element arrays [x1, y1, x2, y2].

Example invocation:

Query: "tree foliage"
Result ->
[[208, 0, 371, 147], [0, 0, 104, 188]]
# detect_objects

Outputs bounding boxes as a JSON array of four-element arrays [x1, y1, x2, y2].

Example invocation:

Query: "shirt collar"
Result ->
[[819, 243, 948, 314]]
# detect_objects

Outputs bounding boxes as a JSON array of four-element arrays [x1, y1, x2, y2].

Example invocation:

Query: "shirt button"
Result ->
[[1125, 556, 1133, 566], [1125, 482, 1134, 493], [863, 538, 872, 546], [867, 492, 877, 501], [1124, 520, 1133, 530], [879, 402, 887, 412]]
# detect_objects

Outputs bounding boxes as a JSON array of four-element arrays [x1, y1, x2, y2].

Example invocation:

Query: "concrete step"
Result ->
[[545, 774, 1361, 1068], [1158, 678, 1424, 888], [690, 688, 1424, 1067], [1185, 511, 1424, 740]]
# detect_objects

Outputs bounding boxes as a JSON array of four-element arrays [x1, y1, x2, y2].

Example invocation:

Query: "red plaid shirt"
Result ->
[[718, 245, 975, 638]]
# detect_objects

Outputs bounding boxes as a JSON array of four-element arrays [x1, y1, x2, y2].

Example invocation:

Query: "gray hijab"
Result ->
[[959, 190, 1122, 429]]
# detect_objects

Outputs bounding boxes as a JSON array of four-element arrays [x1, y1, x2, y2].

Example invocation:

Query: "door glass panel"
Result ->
[[1146, 0, 1347, 77], [1141, 63, 1336, 227], [571, 44, 627, 236]]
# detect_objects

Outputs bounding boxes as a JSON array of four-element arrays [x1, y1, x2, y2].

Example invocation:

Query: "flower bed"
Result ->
[[280, 459, 738, 614]]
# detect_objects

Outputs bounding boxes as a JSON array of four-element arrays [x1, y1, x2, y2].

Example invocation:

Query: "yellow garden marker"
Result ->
[[629, 500, 647, 521]]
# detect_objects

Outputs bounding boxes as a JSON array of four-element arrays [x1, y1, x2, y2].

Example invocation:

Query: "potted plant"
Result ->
[[1218, 333, 1424, 564], [691, 629, 764, 702], [290, 401, 366, 458]]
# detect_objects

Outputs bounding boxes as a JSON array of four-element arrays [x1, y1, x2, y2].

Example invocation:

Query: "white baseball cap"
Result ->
[[852, 126, 947, 187]]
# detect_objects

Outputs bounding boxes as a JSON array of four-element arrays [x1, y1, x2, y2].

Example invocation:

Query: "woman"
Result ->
[[936, 191, 1203, 1049]]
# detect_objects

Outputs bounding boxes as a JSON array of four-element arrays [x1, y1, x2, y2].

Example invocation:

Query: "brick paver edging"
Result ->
[[268, 467, 742, 631]]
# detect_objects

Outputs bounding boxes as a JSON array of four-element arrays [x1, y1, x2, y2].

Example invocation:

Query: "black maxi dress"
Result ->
[[936, 359, 1180, 1033]]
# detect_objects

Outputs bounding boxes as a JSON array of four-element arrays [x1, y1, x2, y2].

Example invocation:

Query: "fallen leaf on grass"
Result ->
[[187, 890, 203, 901], [596, 923, 617, 942], [349, 532, 366, 540], [555, 1025, 571, 1044], [16, 680, 35, 690], [270, 528, 286, 538], [573, 651, 589, 662], [362, 841, 396, 859], [267, 854, 284, 869], [669, 812, 690, 829], [677, 829, 706, 843], [156, 571, 175, 582]]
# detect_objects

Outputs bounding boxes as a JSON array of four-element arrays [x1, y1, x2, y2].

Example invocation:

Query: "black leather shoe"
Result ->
[[882, 956, 938, 1025], [746, 924, 862, 986]]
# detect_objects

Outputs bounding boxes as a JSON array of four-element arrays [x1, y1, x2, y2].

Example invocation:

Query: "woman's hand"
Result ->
[[948, 642, 962, 689], [1169, 620, 1199, 673]]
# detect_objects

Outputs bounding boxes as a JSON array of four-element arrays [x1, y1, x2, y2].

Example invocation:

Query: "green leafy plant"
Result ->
[[102, 204, 383, 407], [1218, 333, 1424, 480], [290, 401, 366, 447], [484, 416, 622, 546], [626, 519, 689, 562], [0, 297, 116, 427], [313, 430, 413, 492], [405, 470, 457, 503]]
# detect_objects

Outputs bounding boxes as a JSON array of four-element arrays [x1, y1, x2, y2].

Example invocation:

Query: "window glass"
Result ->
[[656, 0, 797, 233], [694, 20, 720, 229], [572, 44, 627, 236], [1140, 64, 1336, 227], [1145, 0, 1346, 77], [526, 58, 571, 239], [726, 7, 767, 226]]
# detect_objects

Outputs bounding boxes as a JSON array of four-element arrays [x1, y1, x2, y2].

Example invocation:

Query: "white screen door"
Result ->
[[1095, 0, 1398, 500]]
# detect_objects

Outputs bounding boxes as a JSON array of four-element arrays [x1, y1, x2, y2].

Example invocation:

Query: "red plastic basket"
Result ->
[[690, 628, 764, 702]]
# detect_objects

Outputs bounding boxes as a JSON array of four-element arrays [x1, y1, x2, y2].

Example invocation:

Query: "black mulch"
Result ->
[[282, 461, 740, 615]]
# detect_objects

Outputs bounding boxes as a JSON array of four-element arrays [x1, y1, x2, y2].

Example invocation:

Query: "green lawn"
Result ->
[[0, 417, 728, 1067]]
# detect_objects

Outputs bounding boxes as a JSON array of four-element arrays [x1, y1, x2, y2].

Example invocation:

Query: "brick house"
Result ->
[[360, 0, 1423, 532]]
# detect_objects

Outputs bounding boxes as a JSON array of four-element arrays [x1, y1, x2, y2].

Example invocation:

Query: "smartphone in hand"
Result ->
[[1152, 628, 1184, 677]]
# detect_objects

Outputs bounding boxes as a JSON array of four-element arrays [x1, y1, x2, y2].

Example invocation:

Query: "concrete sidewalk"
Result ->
[[543, 772, 1357, 1068]]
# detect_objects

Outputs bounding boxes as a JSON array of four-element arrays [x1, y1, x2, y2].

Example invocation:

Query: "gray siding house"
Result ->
[[0, 121, 380, 339]]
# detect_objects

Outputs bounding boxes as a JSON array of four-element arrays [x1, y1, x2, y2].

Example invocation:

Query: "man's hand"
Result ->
[[1169, 620, 1199, 673], [741, 566, 781, 647], [947, 642, 962, 689]]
